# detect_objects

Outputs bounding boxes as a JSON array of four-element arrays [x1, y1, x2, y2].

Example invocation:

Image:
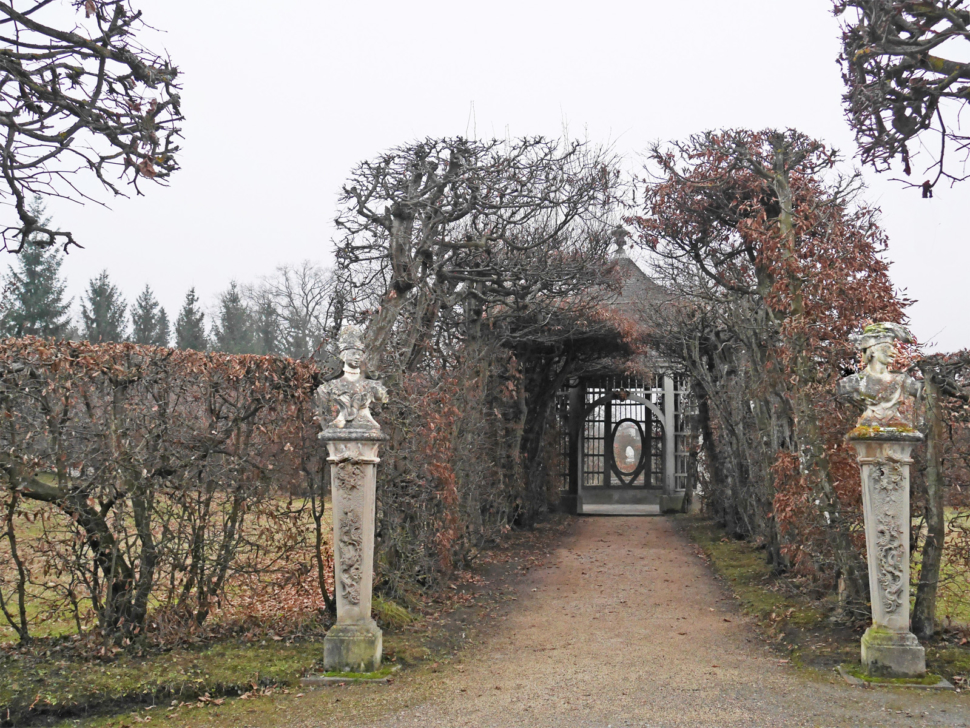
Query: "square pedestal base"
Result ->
[[324, 622, 382, 673], [861, 626, 925, 678], [659, 494, 686, 513]]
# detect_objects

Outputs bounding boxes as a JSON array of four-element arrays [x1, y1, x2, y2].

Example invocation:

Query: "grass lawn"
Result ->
[[0, 623, 437, 728], [925, 508, 970, 626], [678, 514, 970, 682], [0, 493, 337, 725], [2, 634, 327, 726], [0, 516, 566, 727]]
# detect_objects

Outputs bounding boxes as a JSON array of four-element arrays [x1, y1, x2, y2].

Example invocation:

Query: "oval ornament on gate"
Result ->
[[612, 419, 644, 475]]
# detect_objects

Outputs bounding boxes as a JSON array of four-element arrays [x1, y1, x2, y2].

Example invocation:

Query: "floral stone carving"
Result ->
[[338, 509, 363, 605], [333, 462, 363, 492], [874, 510, 905, 614], [869, 460, 904, 496]]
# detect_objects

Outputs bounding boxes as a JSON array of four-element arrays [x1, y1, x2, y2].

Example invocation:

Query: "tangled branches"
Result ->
[[631, 129, 908, 608], [0, 338, 324, 643], [333, 136, 622, 373], [0, 1, 182, 251], [836, 0, 970, 192]]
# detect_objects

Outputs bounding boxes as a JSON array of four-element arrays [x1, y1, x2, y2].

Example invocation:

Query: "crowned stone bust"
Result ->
[[315, 325, 388, 432], [836, 322, 922, 437]]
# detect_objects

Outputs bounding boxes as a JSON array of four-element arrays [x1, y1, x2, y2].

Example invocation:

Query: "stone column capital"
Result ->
[[320, 428, 388, 467]]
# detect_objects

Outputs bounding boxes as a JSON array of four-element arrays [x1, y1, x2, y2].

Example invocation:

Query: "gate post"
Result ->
[[315, 325, 388, 673], [660, 374, 679, 512], [564, 378, 583, 515], [838, 323, 925, 677]]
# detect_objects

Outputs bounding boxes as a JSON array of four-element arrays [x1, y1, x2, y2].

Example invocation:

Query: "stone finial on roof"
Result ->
[[612, 226, 629, 259]]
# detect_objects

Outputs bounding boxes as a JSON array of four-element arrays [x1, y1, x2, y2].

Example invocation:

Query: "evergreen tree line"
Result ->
[[1, 203, 337, 356]]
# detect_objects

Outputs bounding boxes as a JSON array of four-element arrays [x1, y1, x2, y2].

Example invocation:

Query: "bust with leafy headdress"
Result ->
[[837, 322, 922, 437]]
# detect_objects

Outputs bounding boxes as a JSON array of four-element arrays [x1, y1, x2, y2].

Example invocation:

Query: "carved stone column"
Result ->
[[848, 431, 925, 677], [837, 322, 926, 677], [314, 324, 390, 674], [320, 427, 387, 673]]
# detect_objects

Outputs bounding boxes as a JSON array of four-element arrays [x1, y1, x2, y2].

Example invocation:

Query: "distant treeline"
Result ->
[[1, 200, 336, 357]]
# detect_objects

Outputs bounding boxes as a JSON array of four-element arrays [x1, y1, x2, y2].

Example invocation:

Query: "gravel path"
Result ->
[[209, 515, 970, 728], [324, 516, 970, 728]]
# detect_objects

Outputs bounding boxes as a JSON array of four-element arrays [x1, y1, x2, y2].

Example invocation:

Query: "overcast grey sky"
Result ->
[[33, 1, 970, 351]]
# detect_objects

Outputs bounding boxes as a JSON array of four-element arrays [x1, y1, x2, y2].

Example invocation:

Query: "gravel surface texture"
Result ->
[[246, 517, 970, 727]]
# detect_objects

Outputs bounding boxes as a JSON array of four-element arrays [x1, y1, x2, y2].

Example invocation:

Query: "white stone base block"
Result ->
[[323, 621, 383, 673], [861, 626, 926, 678]]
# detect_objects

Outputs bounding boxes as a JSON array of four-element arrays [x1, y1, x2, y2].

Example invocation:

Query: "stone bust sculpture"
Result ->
[[315, 325, 388, 431], [836, 322, 922, 435]]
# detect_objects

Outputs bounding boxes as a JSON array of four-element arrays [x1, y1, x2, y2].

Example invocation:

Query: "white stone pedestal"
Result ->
[[320, 428, 386, 673], [848, 432, 925, 678]]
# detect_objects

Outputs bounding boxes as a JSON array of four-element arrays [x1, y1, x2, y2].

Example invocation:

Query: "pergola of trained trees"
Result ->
[[630, 128, 908, 612], [331, 136, 645, 585]]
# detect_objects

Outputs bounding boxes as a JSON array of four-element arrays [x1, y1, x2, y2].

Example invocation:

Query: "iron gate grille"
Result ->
[[583, 375, 664, 489]]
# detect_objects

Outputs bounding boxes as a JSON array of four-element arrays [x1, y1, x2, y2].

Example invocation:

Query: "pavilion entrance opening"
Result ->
[[558, 373, 692, 515]]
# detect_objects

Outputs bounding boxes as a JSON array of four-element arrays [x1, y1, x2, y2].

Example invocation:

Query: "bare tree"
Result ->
[[333, 136, 621, 374], [836, 0, 970, 192], [249, 261, 338, 359], [0, 1, 182, 251], [912, 353, 970, 638]]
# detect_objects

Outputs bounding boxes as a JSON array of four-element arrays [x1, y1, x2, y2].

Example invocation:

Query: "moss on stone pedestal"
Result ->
[[323, 622, 383, 673], [321, 665, 397, 680], [842, 664, 943, 686], [861, 626, 926, 678], [848, 424, 921, 440]]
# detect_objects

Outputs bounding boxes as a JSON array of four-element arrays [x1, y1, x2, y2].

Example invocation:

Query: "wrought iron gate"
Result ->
[[556, 373, 694, 513], [582, 376, 665, 489]]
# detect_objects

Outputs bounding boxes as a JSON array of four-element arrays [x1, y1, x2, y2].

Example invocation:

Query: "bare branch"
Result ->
[[0, 1, 183, 251]]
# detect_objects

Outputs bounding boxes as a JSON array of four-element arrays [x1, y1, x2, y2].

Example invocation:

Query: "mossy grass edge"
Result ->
[[839, 664, 952, 688], [320, 664, 399, 680]]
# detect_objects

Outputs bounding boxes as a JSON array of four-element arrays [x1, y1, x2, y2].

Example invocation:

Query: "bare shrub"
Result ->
[[0, 338, 330, 644]]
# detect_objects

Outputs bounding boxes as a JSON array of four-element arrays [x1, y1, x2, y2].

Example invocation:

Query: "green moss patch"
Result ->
[[678, 515, 858, 672], [0, 636, 325, 727], [679, 514, 970, 683], [926, 644, 970, 681], [372, 597, 415, 629], [842, 663, 945, 686], [679, 516, 826, 629], [321, 664, 398, 680]]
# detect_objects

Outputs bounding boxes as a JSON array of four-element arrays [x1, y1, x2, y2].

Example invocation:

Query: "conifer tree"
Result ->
[[0, 199, 72, 338], [130, 285, 170, 346], [211, 282, 254, 354], [250, 291, 279, 355], [80, 270, 127, 343], [175, 288, 207, 351], [156, 308, 171, 348]]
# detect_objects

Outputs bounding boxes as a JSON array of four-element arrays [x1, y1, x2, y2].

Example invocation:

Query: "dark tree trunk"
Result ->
[[309, 459, 336, 615], [518, 352, 572, 527], [913, 370, 945, 639]]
